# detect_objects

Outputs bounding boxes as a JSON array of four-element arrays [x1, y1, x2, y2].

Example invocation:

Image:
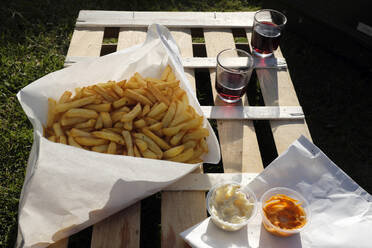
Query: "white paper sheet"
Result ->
[[16, 24, 220, 248], [180, 136, 372, 248]]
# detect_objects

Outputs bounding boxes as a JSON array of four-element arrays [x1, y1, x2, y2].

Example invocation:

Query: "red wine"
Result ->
[[215, 70, 249, 102], [251, 21, 281, 55]]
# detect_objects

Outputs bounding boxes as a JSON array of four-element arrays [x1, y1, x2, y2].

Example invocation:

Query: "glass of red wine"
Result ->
[[215, 48, 254, 103], [251, 9, 287, 58]]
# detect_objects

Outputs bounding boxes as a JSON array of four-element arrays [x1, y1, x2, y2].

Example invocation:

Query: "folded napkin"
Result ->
[[180, 136, 372, 248]]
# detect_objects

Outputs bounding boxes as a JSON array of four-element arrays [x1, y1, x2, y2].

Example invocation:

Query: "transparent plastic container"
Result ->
[[206, 181, 257, 231], [260, 187, 311, 237]]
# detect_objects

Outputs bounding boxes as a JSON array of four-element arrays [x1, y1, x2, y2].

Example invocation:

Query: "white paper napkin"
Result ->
[[15, 24, 221, 248], [180, 136, 372, 248]]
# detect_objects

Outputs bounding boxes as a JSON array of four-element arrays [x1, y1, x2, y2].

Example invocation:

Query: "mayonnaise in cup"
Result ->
[[206, 181, 257, 231]]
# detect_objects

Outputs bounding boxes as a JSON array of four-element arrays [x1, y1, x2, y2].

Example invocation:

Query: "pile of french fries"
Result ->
[[44, 65, 209, 163]]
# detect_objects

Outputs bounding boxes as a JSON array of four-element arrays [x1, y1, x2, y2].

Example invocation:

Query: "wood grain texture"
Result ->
[[170, 29, 196, 92], [76, 11, 254, 28], [200, 106, 304, 120], [246, 30, 312, 155], [165, 173, 258, 191], [91, 203, 141, 248], [161, 191, 206, 248], [161, 28, 205, 248], [66, 27, 104, 58], [48, 238, 68, 248], [117, 27, 147, 51], [90, 28, 147, 248], [204, 29, 263, 173], [65, 56, 286, 69]]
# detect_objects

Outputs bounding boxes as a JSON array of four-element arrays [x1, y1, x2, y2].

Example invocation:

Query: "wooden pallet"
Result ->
[[51, 10, 312, 248]]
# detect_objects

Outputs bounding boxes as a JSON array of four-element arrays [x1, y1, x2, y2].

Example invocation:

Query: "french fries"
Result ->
[[121, 103, 142, 122], [55, 95, 96, 113], [92, 131, 125, 145], [164, 145, 184, 159], [65, 108, 98, 119], [44, 65, 209, 163], [47, 98, 56, 128], [85, 103, 111, 112]]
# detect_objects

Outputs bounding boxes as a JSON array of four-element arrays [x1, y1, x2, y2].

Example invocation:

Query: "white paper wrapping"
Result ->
[[180, 136, 372, 248], [16, 24, 220, 248]]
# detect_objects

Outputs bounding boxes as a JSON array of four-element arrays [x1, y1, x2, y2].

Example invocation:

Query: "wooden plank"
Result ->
[[65, 56, 287, 69], [201, 106, 304, 120], [48, 238, 68, 248], [117, 27, 147, 51], [170, 30, 196, 92], [161, 28, 206, 248], [66, 27, 104, 58], [91, 203, 141, 248], [204, 29, 263, 173], [90, 28, 147, 248], [182, 57, 286, 69], [246, 30, 312, 154], [164, 173, 258, 191], [76, 11, 254, 28]]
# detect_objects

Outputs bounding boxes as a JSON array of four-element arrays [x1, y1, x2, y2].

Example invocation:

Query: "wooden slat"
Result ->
[[161, 28, 206, 248], [204, 29, 263, 173], [170, 30, 196, 92], [164, 173, 258, 191], [180, 57, 287, 69], [90, 28, 147, 248], [91, 203, 140, 248], [246, 31, 312, 154], [117, 27, 147, 51], [66, 27, 104, 58], [201, 106, 304, 120], [65, 56, 287, 69], [48, 238, 68, 248], [76, 11, 254, 28]]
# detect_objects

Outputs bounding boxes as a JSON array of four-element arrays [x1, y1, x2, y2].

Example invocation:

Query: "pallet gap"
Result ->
[[100, 44, 117, 56], [192, 44, 207, 57], [140, 193, 161, 248], [103, 27, 120, 38], [102, 37, 118, 44], [232, 28, 251, 53], [191, 28, 207, 57], [191, 28, 204, 39], [232, 28, 249, 44], [67, 226, 92, 248], [246, 72, 278, 167], [235, 44, 251, 53]]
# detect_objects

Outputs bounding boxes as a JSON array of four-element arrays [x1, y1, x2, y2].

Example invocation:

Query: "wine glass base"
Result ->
[[252, 50, 274, 58], [217, 94, 241, 103]]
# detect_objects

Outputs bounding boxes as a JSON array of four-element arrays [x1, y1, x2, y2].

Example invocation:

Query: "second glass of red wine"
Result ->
[[215, 48, 254, 103], [251, 9, 287, 58]]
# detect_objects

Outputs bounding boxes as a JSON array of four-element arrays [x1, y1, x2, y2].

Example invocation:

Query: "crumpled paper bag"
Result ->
[[16, 24, 220, 248], [180, 136, 372, 248]]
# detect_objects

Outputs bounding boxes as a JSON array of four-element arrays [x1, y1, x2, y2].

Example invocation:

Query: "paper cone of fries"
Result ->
[[16, 24, 220, 248]]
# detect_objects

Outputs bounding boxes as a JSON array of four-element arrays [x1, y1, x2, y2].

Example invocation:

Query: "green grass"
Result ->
[[234, 37, 248, 43], [102, 37, 119, 44], [192, 37, 205, 43]]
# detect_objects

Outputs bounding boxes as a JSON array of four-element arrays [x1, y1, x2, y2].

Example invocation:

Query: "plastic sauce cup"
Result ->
[[206, 181, 257, 231], [260, 187, 311, 237]]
